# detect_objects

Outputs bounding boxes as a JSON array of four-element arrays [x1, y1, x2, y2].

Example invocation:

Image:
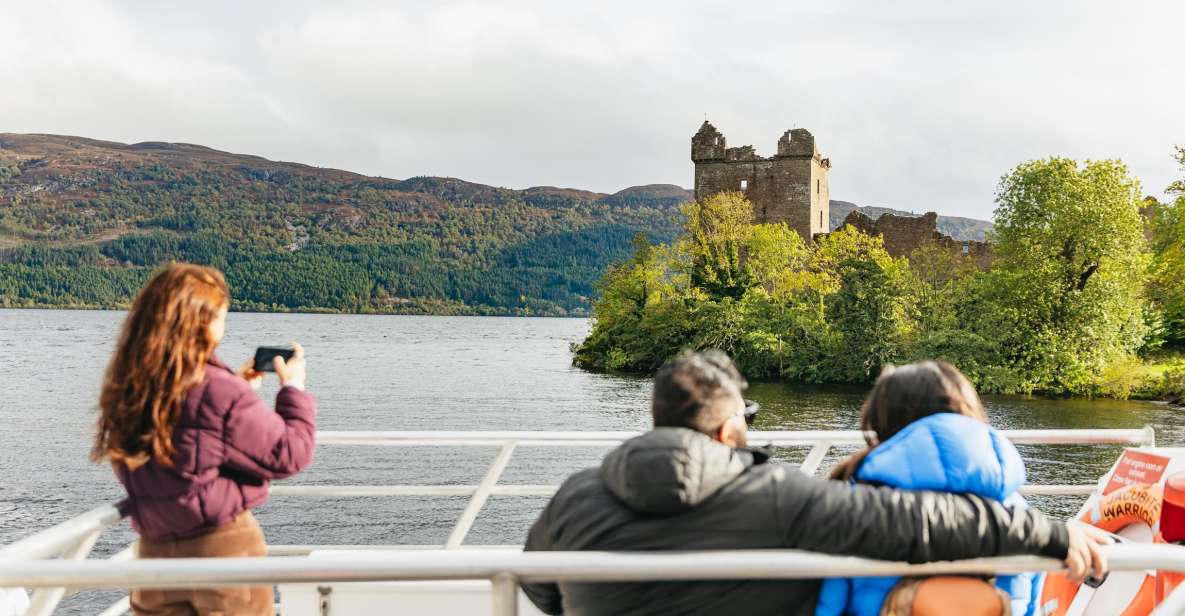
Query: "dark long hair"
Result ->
[[830, 361, 986, 481], [92, 264, 230, 469]]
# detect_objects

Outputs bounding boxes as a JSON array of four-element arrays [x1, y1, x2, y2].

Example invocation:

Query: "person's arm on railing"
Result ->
[[222, 346, 317, 480], [774, 472, 1108, 580], [521, 499, 564, 615]]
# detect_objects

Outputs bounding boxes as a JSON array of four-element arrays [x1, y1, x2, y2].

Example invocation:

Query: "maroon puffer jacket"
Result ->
[[115, 357, 317, 540]]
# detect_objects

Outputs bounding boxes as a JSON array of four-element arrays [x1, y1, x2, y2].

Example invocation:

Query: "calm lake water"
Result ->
[[1, 309, 1182, 613]]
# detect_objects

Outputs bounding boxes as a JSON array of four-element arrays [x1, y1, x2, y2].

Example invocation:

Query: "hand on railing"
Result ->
[[1063, 523, 1113, 582]]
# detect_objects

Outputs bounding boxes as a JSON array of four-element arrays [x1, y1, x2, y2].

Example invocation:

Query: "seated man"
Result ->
[[522, 350, 1109, 616]]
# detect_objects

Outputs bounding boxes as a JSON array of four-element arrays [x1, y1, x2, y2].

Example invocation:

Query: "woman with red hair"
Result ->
[[93, 263, 316, 616]]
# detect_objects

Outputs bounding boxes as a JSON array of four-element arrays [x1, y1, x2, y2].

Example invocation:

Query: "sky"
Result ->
[[1, 1, 1182, 220]]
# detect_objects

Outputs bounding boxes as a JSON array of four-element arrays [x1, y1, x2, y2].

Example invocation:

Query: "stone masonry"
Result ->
[[692, 121, 831, 241], [690, 121, 990, 264], [841, 210, 991, 265]]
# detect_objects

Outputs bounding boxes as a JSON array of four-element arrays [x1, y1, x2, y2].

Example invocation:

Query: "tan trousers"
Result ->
[[131, 511, 275, 616]]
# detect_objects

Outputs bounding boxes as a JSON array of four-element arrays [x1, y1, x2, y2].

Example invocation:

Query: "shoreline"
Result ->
[[4, 306, 1178, 404], [0, 302, 590, 319]]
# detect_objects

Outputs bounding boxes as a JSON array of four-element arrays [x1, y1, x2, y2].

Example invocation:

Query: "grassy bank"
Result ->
[[1124, 352, 1185, 402]]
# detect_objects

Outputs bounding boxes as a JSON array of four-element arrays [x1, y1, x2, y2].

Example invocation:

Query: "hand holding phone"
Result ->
[[236, 359, 264, 391], [253, 346, 296, 372], [263, 343, 306, 389]]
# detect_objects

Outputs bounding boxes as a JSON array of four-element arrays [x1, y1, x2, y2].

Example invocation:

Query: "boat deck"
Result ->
[[2, 428, 1180, 616]]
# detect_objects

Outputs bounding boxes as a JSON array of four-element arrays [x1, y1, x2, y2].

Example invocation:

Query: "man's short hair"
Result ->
[[651, 350, 747, 434]]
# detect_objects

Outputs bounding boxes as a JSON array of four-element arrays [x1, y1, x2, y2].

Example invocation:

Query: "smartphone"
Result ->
[[253, 346, 295, 372]]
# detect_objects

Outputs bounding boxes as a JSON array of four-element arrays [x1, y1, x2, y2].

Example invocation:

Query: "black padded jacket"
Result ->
[[521, 427, 1068, 616]]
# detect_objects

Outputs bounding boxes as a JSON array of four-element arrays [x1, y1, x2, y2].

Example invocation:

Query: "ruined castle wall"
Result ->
[[841, 210, 879, 236], [938, 237, 993, 268], [872, 212, 944, 256], [839, 210, 992, 266]]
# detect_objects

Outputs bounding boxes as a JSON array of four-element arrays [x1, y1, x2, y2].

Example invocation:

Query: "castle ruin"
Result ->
[[691, 121, 990, 263], [692, 121, 830, 241], [841, 210, 991, 265]]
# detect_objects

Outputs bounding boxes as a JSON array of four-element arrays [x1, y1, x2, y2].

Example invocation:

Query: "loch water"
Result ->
[[1, 309, 1181, 613]]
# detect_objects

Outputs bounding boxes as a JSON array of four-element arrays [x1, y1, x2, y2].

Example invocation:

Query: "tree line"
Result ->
[[0, 226, 658, 316]]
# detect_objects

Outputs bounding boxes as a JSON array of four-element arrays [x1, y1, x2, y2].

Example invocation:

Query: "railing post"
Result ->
[[23, 527, 103, 616], [0, 504, 123, 561], [447, 443, 517, 548], [95, 596, 131, 616], [491, 573, 518, 616], [799, 442, 831, 476], [63, 540, 139, 599]]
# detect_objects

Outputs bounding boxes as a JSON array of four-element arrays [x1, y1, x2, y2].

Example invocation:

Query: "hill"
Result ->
[[0, 133, 992, 314], [0, 134, 688, 315]]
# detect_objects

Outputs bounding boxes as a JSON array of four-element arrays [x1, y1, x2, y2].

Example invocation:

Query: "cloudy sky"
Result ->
[[2, 1, 1182, 219]]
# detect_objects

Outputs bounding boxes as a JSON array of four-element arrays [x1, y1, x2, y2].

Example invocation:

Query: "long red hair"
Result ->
[[93, 264, 230, 469]]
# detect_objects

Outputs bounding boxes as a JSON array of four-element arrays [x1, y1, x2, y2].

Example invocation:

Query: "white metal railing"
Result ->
[[313, 428, 1156, 447], [270, 428, 1158, 547], [0, 427, 1158, 615], [6, 546, 1185, 615]]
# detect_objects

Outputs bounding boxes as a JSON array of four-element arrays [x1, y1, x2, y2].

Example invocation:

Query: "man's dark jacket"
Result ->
[[522, 427, 1068, 616]]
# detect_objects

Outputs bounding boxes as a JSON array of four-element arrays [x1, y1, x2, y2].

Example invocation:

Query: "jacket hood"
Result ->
[[601, 427, 760, 515], [857, 412, 1025, 501]]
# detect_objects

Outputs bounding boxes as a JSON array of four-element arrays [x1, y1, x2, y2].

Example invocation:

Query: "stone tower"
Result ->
[[691, 121, 831, 240]]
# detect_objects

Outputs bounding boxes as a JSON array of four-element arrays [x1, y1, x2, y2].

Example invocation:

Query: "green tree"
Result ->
[[579, 195, 924, 384], [1149, 147, 1185, 347], [681, 192, 754, 299], [814, 227, 918, 381], [982, 158, 1150, 393], [744, 223, 812, 298], [903, 243, 1019, 389], [572, 239, 694, 372]]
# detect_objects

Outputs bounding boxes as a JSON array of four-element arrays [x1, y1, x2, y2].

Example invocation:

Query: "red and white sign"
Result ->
[[1103, 449, 1171, 496]]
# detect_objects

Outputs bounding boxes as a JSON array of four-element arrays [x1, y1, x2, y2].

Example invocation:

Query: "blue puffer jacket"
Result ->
[[813, 412, 1040, 616]]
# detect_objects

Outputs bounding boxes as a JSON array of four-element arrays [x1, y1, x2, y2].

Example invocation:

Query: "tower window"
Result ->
[[740, 180, 748, 190], [817, 179, 820, 194], [819, 211, 823, 228]]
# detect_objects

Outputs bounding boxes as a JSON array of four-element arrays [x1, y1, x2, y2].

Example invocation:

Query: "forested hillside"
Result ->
[[0, 134, 688, 315]]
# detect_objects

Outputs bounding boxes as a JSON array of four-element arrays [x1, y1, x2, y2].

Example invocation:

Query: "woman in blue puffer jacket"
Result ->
[[814, 360, 1039, 616]]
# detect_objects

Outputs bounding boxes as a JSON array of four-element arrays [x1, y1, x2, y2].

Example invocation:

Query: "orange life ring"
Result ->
[[1039, 482, 1163, 616]]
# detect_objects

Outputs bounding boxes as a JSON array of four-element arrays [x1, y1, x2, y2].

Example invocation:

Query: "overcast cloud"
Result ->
[[1, 1, 1182, 219]]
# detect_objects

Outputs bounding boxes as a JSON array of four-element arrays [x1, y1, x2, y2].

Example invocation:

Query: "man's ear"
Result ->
[[712, 422, 727, 444], [717, 418, 742, 448]]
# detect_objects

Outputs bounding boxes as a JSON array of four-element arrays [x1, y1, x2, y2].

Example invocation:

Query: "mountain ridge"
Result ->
[[1, 133, 990, 238], [0, 133, 991, 314]]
